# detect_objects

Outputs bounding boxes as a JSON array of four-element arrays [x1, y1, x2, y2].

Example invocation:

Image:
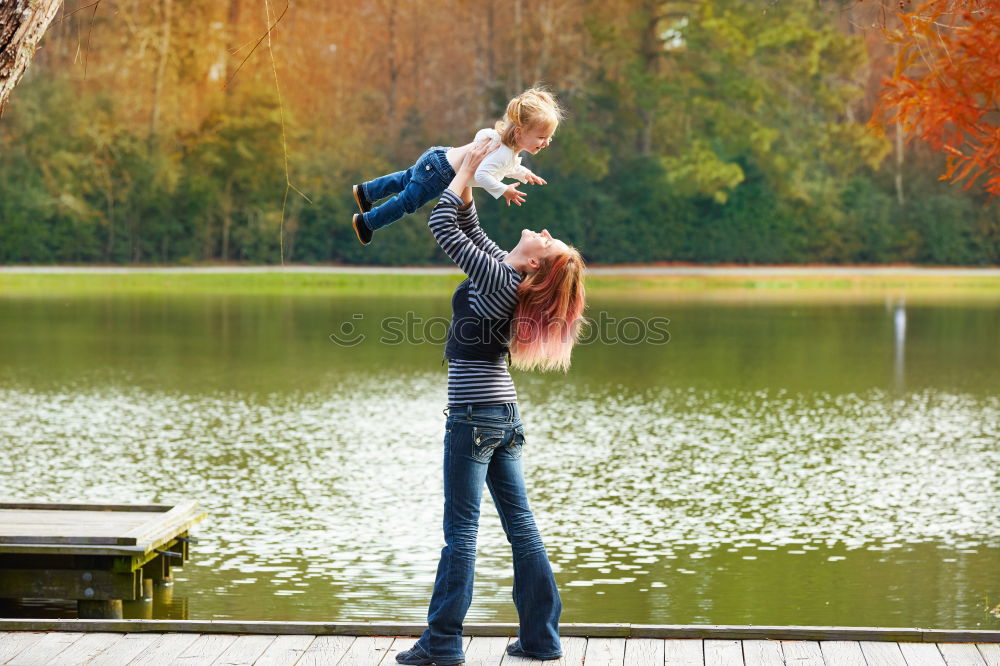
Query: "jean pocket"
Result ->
[[472, 426, 505, 463], [506, 424, 525, 459], [413, 155, 437, 184]]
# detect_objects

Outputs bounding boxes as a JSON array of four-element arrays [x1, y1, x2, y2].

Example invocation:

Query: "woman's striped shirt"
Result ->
[[428, 189, 523, 406]]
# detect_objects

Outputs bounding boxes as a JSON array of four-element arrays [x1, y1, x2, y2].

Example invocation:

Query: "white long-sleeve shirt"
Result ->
[[469, 128, 534, 199]]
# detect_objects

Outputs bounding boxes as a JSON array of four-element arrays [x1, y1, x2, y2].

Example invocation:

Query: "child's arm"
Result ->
[[478, 152, 543, 206], [473, 147, 513, 199], [522, 171, 548, 185], [511, 160, 547, 186], [474, 128, 501, 145]]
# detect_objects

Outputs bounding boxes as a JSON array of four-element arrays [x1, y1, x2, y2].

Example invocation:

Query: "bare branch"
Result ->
[[83, 0, 100, 80], [223, 0, 290, 91], [263, 0, 311, 265], [58, 0, 102, 22]]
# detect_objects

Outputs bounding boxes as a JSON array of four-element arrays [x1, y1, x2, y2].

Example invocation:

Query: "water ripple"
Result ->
[[0, 379, 997, 623]]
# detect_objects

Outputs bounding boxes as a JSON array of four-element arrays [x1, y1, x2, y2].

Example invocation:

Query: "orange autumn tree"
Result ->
[[869, 0, 1000, 195]]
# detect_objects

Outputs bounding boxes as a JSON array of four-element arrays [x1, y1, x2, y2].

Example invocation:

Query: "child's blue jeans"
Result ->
[[360, 147, 456, 232], [414, 402, 563, 664]]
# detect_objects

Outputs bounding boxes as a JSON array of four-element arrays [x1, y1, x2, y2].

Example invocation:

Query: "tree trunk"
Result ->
[[637, 4, 662, 155], [485, 0, 494, 88], [0, 0, 62, 114], [513, 0, 523, 94], [222, 178, 233, 262], [638, 109, 654, 156], [894, 121, 905, 206], [385, 0, 399, 141], [533, 0, 552, 86], [474, 1, 492, 124], [411, 4, 423, 105], [222, 0, 241, 96], [131, 214, 142, 263], [893, 43, 905, 207], [104, 170, 116, 262], [149, 0, 173, 142]]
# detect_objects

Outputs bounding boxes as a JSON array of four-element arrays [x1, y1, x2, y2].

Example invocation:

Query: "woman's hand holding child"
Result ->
[[449, 139, 498, 198]]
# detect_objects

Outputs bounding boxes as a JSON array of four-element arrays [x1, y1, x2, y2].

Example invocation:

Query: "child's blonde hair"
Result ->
[[495, 87, 563, 149]]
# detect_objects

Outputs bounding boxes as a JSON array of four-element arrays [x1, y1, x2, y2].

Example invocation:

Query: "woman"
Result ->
[[396, 141, 586, 666]]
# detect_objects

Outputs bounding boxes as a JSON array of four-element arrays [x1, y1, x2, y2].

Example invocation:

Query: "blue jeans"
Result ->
[[360, 147, 455, 232], [416, 403, 562, 663]]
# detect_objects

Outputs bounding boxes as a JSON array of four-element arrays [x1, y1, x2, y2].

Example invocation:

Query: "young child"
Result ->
[[350, 87, 563, 245]]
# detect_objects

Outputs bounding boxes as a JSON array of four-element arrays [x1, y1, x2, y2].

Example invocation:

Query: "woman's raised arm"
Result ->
[[448, 140, 495, 198], [427, 141, 514, 294], [456, 193, 507, 262]]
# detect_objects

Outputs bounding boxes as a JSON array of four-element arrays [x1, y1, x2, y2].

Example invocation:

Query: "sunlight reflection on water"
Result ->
[[1, 376, 997, 624]]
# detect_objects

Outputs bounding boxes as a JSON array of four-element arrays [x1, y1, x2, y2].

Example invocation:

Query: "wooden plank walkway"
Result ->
[[0, 622, 998, 666], [2, 631, 1000, 665]]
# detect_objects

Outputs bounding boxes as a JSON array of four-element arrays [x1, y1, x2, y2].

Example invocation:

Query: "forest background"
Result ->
[[0, 0, 996, 267]]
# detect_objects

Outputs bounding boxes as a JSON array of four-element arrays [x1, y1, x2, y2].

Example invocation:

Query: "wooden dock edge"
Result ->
[[0, 620, 996, 643]]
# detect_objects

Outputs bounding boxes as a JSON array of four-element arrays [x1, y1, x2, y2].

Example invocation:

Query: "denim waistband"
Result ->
[[443, 402, 519, 423], [429, 146, 456, 182]]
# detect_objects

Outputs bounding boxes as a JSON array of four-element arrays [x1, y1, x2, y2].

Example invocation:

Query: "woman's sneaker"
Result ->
[[353, 184, 372, 213], [395, 643, 464, 665], [352, 214, 373, 246], [506, 640, 562, 661]]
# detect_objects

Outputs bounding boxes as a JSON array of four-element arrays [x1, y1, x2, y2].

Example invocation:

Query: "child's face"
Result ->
[[517, 123, 557, 154]]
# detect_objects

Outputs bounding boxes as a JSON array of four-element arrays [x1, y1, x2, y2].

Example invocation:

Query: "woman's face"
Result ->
[[515, 228, 568, 263]]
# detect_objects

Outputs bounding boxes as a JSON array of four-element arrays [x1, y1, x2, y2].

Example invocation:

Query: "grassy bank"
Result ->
[[0, 272, 463, 296], [1, 270, 999, 300]]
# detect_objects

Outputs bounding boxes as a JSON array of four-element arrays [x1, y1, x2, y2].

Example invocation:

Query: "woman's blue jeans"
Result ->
[[416, 402, 562, 663], [360, 147, 454, 232]]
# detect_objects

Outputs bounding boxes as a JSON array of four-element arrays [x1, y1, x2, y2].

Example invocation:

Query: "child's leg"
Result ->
[[361, 167, 414, 204], [362, 177, 443, 232], [360, 148, 453, 233]]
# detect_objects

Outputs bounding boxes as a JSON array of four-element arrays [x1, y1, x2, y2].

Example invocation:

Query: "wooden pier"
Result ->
[[0, 621, 997, 665], [0, 502, 205, 619]]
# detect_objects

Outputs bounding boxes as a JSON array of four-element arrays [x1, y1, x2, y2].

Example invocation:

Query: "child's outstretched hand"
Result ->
[[524, 172, 547, 186], [503, 183, 527, 207]]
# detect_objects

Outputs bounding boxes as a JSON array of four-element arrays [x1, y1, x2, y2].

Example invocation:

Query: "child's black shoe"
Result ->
[[352, 214, 373, 246], [353, 184, 372, 214]]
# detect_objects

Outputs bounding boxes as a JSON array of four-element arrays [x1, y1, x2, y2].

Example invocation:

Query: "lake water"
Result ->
[[0, 289, 998, 629]]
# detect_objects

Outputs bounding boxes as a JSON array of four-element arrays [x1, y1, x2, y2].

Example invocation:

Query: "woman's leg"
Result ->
[[414, 420, 491, 663], [486, 431, 562, 658]]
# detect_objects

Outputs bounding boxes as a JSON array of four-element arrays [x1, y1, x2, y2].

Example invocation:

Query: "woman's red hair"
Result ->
[[509, 246, 586, 372]]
